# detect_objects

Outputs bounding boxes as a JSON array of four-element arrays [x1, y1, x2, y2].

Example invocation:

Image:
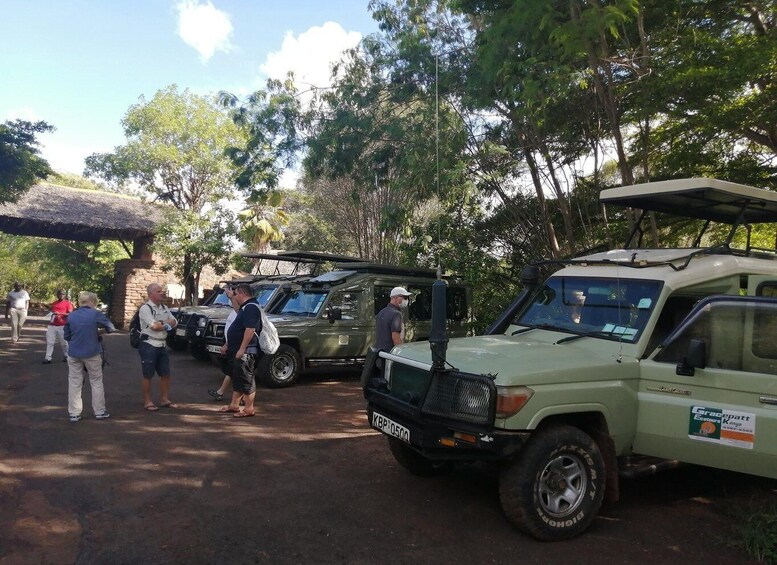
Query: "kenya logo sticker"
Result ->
[[689, 405, 755, 449]]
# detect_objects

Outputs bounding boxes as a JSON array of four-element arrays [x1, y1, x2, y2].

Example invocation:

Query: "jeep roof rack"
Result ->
[[331, 262, 440, 278], [240, 250, 363, 277], [601, 178, 777, 250]]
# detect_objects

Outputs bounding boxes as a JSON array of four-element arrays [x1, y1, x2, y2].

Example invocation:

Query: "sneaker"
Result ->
[[42, 359, 52, 364], [69, 415, 81, 423], [95, 413, 111, 420], [207, 389, 224, 401]]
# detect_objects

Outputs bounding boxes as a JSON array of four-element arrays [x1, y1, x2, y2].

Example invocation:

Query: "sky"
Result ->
[[1, 0, 378, 182]]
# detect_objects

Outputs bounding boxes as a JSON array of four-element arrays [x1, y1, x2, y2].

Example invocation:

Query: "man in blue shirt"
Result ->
[[64, 291, 115, 422], [219, 283, 261, 418]]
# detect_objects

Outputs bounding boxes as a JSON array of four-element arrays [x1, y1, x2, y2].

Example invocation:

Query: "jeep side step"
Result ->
[[618, 455, 683, 478]]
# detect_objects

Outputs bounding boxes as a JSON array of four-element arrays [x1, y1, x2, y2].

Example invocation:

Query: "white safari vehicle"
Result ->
[[362, 178, 777, 540]]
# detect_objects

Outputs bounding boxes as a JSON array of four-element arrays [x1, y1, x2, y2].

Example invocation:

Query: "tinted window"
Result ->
[[408, 285, 432, 321], [374, 286, 393, 315]]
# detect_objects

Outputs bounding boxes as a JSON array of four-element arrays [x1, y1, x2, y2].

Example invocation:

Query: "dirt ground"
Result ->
[[0, 316, 773, 564]]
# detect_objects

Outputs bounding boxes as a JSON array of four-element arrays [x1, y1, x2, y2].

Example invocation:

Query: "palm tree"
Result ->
[[239, 190, 289, 253]]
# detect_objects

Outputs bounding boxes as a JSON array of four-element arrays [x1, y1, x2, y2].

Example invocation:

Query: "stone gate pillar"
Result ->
[[111, 258, 169, 329]]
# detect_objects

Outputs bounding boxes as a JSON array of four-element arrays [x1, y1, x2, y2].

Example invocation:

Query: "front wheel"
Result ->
[[388, 438, 452, 477], [499, 424, 605, 541], [256, 344, 301, 388]]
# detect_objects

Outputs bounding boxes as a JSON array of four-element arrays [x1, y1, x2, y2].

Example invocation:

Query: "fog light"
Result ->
[[439, 438, 455, 447], [453, 432, 477, 444]]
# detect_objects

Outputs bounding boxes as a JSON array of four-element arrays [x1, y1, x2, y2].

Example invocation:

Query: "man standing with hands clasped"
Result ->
[[219, 283, 261, 418], [138, 283, 178, 411]]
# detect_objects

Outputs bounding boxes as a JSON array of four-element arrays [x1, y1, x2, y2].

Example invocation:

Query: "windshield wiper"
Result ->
[[510, 326, 537, 336], [555, 330, 612, 344]]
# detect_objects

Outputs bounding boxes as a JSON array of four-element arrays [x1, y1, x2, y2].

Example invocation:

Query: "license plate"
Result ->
[[372, 412, 410, 444], [175, 328, 186, 337], [206, 344, 222, 353]]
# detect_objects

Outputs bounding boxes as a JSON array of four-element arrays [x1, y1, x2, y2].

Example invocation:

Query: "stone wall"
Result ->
[[110, 258, 248, 329]]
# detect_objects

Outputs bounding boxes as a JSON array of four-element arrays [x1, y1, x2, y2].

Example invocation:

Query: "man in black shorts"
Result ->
[[219, 283, 261, 418]]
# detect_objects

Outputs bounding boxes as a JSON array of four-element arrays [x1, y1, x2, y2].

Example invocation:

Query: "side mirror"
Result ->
[[676, 338, 706, 376], [327, 307, 342, 324]]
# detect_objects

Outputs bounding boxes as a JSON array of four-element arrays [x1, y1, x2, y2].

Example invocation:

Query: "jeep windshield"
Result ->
[[271, 289, 328, 317], [513, 276, 662, 343], [211, 292, 231, 306], [253, 284, 279, 307]]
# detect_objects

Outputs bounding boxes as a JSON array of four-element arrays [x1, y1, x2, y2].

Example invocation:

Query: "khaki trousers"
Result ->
[[9, 308, 27, 342], [67, 355, 106, 417], [45, 325, 69, 360]]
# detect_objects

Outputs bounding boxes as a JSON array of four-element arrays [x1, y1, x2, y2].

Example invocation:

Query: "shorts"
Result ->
[[139, 341, 170, 378], [229, 353, 257, 394]]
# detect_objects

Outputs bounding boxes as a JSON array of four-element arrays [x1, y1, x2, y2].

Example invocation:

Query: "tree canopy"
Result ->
[[84, 85, 246, 303], [0, 120, 54, 204]]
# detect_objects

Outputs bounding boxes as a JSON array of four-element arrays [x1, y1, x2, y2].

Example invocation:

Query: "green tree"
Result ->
[[84, 85, 245, 302], [0, 120, 54, 203], [237, 190, 289, 253], [152, 207, 237, 300]]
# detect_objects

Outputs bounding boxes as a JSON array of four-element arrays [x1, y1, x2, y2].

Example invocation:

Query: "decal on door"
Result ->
[[688, 406, 755, 449]]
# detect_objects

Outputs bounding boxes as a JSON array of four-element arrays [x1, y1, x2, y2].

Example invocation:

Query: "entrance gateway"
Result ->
[[363, 177, 777, 541]]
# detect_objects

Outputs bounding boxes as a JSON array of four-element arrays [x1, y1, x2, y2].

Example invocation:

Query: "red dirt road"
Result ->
[[0, 318, 771, 564]]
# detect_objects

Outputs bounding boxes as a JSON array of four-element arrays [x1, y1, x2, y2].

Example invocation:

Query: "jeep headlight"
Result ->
[[495, 386, 534, 418]]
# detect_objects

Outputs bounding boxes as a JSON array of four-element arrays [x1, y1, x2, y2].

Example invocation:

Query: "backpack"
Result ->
[[129, 304, 154, 349], [245, 303, 280, 354]]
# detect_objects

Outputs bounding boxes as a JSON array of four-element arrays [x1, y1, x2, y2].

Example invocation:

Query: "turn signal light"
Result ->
[[496, 386, 534, 418]]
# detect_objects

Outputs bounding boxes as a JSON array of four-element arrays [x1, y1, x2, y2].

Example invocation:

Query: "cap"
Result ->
[[390, 286, 412, 298]]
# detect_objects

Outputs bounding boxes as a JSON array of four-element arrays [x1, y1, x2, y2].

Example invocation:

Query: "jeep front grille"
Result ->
[[421, 372, 495, 426]]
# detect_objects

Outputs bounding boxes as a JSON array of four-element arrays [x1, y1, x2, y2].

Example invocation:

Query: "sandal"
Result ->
[[159, 402, 178, 409], [144, 404, 159, 412], [233, 411, 255, 418], [219, 406, 240, 413]]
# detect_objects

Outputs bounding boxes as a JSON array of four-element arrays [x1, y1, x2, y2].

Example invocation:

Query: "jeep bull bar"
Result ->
[[361, 347, 529, 460]]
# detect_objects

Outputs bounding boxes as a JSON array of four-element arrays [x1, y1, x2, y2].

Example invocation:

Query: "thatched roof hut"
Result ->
[[0, 182, 163, 243]]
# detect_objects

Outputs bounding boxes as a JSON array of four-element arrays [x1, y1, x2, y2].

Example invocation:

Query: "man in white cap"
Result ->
[[374, 286, 412, 355]]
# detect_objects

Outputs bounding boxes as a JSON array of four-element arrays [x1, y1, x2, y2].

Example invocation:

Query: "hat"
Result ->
[[390, 286, 412, 298]]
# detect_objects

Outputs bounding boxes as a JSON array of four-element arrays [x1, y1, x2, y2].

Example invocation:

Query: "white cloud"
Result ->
[[176, 0, 234, 63], [260, 22, 361, 93]]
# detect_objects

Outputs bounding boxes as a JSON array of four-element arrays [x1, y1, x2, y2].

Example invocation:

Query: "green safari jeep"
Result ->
[[205, 262, 472, 388], [363, 178, 777, 541]]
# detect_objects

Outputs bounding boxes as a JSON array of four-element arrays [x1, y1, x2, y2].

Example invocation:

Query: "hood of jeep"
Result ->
[[391, 333, 633, 385]]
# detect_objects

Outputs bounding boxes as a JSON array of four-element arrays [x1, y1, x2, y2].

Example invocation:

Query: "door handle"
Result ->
[[759, 396, 777, 406]]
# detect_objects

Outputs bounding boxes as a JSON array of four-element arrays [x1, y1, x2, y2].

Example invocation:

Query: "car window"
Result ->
[[374, 286, 393, 315], [515, 277, 662, 342], [655, 298, 777, 374], [408, 286, 432, 321], [275, 290, 328, 317], [328, 291, 361, 320], [253, 285, 279, 307]]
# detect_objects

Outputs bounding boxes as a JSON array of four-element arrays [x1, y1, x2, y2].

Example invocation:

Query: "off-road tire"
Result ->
[[499, 424, 605, 541], [257, 344, 301, 388], [388, 438, 452, 477], [189, 343, 210, 362]]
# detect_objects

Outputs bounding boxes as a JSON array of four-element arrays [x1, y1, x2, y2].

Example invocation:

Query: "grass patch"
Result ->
[[726, 496, 777, 564]]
